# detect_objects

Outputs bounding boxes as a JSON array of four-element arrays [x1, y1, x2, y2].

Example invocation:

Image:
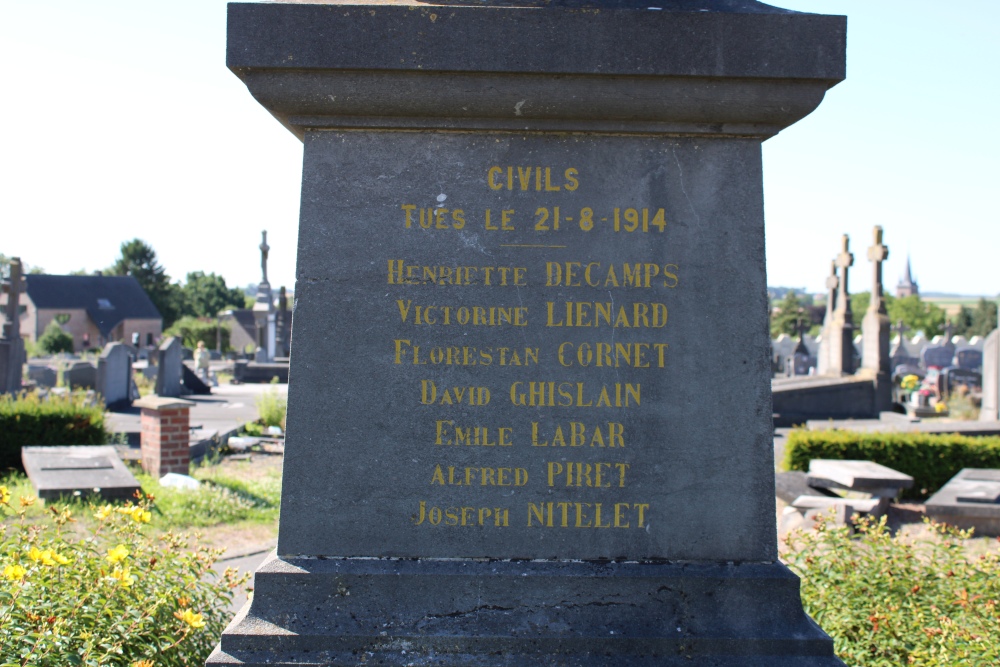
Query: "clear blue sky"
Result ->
[[1, 1, 997, 297]]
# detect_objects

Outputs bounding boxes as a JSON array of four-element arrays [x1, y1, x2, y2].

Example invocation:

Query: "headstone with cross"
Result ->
[[817, 260, 839, 375], [0, 257, 26, 395], [860, 226, 892, 411], [890, 320, 919, 372], [826, 235, 856, 375]]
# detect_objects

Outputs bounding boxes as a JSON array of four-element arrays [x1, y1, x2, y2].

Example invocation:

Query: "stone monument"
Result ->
[[211, 2, 847, 665], [983, 328, 999, 422], [858, 225, 891, 412], [252, 230, 276, 362], [827, 235, 856, 375], [0, 257, 26, 395], [816, 259, 839, 375]]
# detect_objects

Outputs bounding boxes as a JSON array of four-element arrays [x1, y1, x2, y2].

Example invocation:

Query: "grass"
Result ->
[[0, 458, 282, 532]]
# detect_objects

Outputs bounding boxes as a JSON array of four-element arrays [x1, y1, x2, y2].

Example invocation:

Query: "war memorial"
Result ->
[[210, 1, 848, 664]]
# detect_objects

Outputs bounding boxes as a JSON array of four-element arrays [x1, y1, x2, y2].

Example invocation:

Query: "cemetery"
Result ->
[[0, 0, 998, 666]]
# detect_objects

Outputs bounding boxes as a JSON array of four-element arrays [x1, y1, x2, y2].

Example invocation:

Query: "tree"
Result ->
[[889, 295, 945, 339], [37, 320, 74, 354], [953, 298, 999, 338], [106, 239, 180, 326], [770, 290, 809, 338], [178, 271, 246, 319]]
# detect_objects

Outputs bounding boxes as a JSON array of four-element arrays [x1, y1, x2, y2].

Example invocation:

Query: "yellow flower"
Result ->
[[106, 544, 129, 564], [174, 608, 205, 629], [28, 547, 58, 566], [52, 551, 71, 566], [131, 660, 154, 667], [94, 504, 113, 520], [129, 506, 152, 524], [935, 401, 948, 413], [3, 564, 26, 581], [900, 374, 920, 391], [0, 486, 10, 504], [19, 496, 35, 508], [110, 566, 136, 587]]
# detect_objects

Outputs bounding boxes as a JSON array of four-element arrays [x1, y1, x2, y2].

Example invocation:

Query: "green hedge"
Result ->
[[782, 429, 1000, 499], [165, 316, 231, 351], [0, 392, 108, 470]]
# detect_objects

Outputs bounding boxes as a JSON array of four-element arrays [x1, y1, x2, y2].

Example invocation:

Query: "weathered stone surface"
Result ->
[[155, 336, 183, 397], [982, 330, 999, 421], [926, 468, 1000, 536], [97, 342, 132, 409], [211, 1, 847, 665], [775, 471, 838, 505], [807, 459, 914, 491], [21, 445, 140, 501]]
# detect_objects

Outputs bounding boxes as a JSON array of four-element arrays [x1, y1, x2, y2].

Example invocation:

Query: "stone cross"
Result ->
[[834, 234, 854, 318], [866, 225, 889, 315], [824, 260, 839, 320], [2, 257, 24, 340], [259, 230, 270, 285], [894, 319, 909, 340]]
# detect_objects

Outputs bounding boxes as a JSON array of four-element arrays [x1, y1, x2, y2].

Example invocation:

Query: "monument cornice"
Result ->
[[228, 2, 845, 138]]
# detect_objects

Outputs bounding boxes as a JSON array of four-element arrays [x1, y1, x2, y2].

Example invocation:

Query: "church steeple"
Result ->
[[896, 255, 919, 298]]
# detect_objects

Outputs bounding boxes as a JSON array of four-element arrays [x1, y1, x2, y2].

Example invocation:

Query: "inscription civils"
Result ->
[[388, 166, 675, 532]]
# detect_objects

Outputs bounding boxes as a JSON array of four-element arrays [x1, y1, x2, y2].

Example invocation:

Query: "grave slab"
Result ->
[[210, 2, 847, 665], [807, 459, 914, 492], [926, 468, 1000, 536], [22, 446, 140, 501]]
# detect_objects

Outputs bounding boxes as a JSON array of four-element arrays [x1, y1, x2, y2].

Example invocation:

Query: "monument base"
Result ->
[[208, 555, 843, 666]]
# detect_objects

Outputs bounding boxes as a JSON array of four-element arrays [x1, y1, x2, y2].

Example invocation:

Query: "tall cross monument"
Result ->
[[253, 230, 276, 362], [817, 259, 839, 375], [860, 225, 892, 411], [827, 234, 856, 375]]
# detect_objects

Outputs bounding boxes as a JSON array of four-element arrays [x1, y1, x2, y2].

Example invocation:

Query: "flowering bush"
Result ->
[[0, 488, 249, 666], [785, 513, 1000, 666]]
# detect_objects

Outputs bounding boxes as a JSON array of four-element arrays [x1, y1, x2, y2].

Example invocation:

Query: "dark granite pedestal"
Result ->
[[211, 2, 847, 665], [211, 557, 838, 666]]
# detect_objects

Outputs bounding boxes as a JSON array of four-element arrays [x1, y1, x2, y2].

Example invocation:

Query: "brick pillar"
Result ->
[[133, 396, 195, 478]]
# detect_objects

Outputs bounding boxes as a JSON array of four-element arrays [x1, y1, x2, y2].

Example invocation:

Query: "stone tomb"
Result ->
[[22, 446, 140, 501], [926, 469, 1000, 536], [212, 2, 847, 665]]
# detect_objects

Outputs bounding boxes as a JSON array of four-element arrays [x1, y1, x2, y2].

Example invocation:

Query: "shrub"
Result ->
[[785, 514, 1000, 666], [781, 429, 1000, 498], [255, 388, 286, 429], [0, 489, 249, 666], [36, 321, 73, 355], [164, 316, 231, 351], [0, 392, 108, 470]]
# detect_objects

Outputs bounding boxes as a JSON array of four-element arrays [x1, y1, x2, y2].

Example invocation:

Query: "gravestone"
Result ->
[[922, 344, 955, 370], [954, 347, 983, 371], [96, 342, 133, 409], [22, 446, 140, 501], [980, 329, 998, 422], [63, 360, 97, 389], [211, 2, 847, 665], [940, 367, 981, 396], [154, 336, 183, 397], [26, 364, 58, 388]]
